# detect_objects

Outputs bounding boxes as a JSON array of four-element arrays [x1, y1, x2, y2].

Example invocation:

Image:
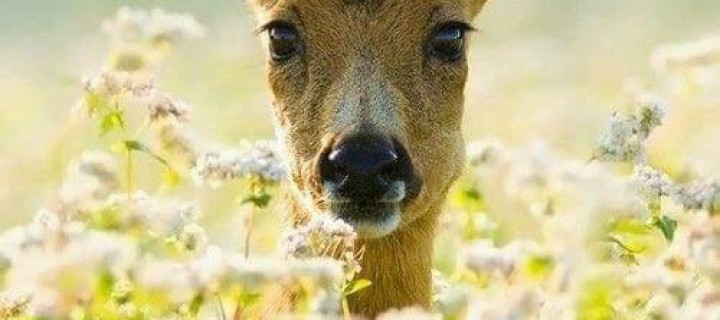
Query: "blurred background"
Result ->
[[1, 0, 719, 233]]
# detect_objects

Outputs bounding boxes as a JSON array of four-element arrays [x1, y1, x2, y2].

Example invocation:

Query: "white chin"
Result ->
[[349, 211, 401, 239]]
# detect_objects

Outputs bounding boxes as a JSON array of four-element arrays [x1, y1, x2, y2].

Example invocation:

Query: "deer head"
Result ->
[[248, 0, 488, 315]]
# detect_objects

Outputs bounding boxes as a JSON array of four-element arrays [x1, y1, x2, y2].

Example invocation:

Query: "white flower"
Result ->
[[593, 111, 645, 163], [652, 35, 720, 71], [187, 246, 229, 291], [465, 286, 546, 320], [593, 95, 666, 164], [0, 290, 32, 318], [133, 258, 196, 303], [462, 240, 530, 278], [81, 70, 154, 100], [191, 140, 288, 187], [59, 151, 120, 215], [281, 214, 357, 259], [153, 120, 198, 164], [677, 284, 720, 320], [176, 223, 208, 252], [467, 139, 506, 166], [432, 274, 473, 318], [103, 7, 204, 46], [673, 180, 720, 212], [377, 306, 442, 320], [287, 257, 344, 290], [3, 229, 136, 316], [634, 94, 666, 137], [146, 92, 191, 123], [685, 214, 720, 278], [106, 191, 200, 237], [631, 164, 675, 201]]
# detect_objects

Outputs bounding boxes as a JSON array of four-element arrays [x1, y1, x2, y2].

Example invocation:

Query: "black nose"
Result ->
[[319, 134, 413, 202], [329, 138, 398, 177]]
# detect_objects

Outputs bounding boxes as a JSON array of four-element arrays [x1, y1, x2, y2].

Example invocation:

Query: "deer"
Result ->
[[247, 0, 489, 317]]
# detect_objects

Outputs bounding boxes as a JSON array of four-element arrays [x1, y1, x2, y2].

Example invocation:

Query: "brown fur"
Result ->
[[247, 0, 487, 317]]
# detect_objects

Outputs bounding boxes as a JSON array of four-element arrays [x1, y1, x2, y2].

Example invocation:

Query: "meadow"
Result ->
[[0, 1, 719, 319]]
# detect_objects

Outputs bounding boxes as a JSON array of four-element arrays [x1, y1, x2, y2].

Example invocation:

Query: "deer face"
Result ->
[[251, 0, 486, 239]]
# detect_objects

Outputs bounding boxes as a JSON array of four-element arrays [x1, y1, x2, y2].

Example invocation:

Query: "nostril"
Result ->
[[328, 144, 398, 177]]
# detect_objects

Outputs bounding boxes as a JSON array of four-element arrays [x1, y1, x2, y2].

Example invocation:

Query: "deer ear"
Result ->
[[470, 0, 489, 18]]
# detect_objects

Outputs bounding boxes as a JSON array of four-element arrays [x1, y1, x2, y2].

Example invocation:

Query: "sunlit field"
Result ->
[[1, 0, 719, 318]]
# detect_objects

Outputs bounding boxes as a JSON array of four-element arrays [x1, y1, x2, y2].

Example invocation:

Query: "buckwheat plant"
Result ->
[[425, 44, 719, 318], [0, 7, 355, 319], [3, 6, 720, 320]]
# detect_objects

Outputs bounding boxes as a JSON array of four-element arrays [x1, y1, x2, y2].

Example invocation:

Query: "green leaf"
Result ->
[[83, 92, 105, 115], [188, 294, 204, 316], [241, 191, 272, 209], [123, 140, 170, 168], [99, 111, 125, 135], [610, 218, 652, 235], [653, 215, 678, 242], [343, 279, 372, 296], [607, 234, 645, 254], [238, 292, 261, 307], [523, 255, 555, 280], [460, 187, 482, 201]]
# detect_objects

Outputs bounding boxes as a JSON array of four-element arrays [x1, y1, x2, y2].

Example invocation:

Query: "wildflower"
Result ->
[[3, 228, 136, 316], [103, 7, 204, 46], [631, 165, 675, 201], [59, 151, 120, 215], [153, 120, 198, 166], [462, 240, 529, 278], [465, 286, 545, 320], [673, 180, 720, 212], [106, 191, 200, 237], [187, 246, 228, 291], [309, 288, 342, 315], [467, 139, 506, 166], [81, 70, 154, 101], [146, 92, 191, 123], [191, 140, 288, 187], [111, 279, 133, 304], [377, 306, 442, 320], [432, 272, 473, 318], [593, 112, 644, 163], [176, 223, 208, 251], [226, 256, 287, 289], [133, 258, 196, 303], [593, 95, 666, 163], [684, 214, 720, 278], [652, 35, 720, 71], [286, 257, 344, 290], [634, 94, 666, 138], [282, 214, 357, 259], [678, 283, 720, 320], [0, 290, 32, 318], [643, 291, 680, 319]]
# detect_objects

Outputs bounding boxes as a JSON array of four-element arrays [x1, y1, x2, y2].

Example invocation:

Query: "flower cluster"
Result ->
[[652, 35, 720, 71], [104, 7, 205, 46], [191, 140, 288, 187], [4, 6, 720, 320], [593, 94, 666, 163]]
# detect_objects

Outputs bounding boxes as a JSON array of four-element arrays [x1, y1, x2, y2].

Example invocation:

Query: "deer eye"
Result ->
[[267, 24, 300, 62], [428, 23, 469, 62]]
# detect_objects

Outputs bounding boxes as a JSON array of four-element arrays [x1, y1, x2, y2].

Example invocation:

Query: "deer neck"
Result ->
[[347, 208, 439, 317]]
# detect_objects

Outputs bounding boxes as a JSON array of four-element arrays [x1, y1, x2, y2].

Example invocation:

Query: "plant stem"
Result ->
[[126, 149, 134, 199], [244, 206, 254, 259], [342, 297, 351, 320]]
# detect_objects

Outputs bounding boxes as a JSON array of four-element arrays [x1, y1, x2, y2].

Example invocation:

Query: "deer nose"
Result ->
[[329, 141, 398, 177], [319, 134, 411, 202]]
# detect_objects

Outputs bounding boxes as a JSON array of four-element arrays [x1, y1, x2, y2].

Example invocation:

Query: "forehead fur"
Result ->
[[249, 0, 488, 19]]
